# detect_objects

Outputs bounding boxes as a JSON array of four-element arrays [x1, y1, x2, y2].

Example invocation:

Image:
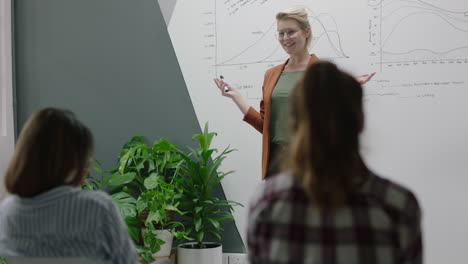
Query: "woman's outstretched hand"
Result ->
[[356, 72, 376, 84], [213, 78, 251, 115], [213, 78, 240, 99]]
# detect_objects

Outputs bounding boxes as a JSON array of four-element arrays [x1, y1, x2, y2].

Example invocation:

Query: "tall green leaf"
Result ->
[[143, 173, 159, 190], [111, 192, 136, 218], [105, 172, 136, 186]]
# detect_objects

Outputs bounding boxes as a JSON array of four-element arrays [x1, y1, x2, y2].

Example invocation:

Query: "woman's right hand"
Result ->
[[213, 78, 240, 99], [213, 78, 251, 115]]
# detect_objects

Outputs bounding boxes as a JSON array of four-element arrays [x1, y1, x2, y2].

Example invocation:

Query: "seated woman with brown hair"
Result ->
[[247, 61, 423, 264], [0, 108, 139, 264]]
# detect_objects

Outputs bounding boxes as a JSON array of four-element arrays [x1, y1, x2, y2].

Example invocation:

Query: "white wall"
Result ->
[[166, 0, 468, 263], [0, 0, 14, 200]]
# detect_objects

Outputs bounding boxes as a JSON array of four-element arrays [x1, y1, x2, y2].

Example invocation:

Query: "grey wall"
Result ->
[[14, 0, 244, 253]]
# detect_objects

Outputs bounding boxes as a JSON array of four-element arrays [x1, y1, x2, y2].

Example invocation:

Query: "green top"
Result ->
[[270, 71, 304, 143]]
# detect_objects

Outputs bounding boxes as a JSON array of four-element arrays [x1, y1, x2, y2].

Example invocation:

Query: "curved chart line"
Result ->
[[217, 8, 349, 65], [412, 0, 467, 14], [256, 45, 282, 63], [219, 30, 348, 65], [310, 31, 349, 58], [382, 11, 468, 47], [382, 46, 468, 55], [371, 0, 467, 14], [384, 5, 468, 23], [313, 21, 348, 58], [218, 21, 276, 65], [305, 8, 348, 57]]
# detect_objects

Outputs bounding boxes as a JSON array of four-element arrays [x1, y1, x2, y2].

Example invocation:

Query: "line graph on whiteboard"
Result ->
[[368, 0, 468, 68], [214, 5, 349, 68], [199, 1, 352, 101], [214, 7, 349, 68]]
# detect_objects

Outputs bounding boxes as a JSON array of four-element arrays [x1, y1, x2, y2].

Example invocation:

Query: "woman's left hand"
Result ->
[[356, 72, 376, 84]]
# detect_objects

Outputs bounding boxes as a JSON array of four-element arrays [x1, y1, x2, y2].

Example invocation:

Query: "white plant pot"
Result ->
[[177, 242, 222, 264], [143, 229, 174, 258], [153, 229, 174, 258]]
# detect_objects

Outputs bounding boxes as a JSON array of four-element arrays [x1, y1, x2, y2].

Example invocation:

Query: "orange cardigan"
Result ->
[[243, 54, 319, 179]]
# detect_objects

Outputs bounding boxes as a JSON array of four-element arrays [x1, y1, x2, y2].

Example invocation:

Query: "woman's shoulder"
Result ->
[[75, 189, 115, 209], [265, 53, 319, 75], [368, 173, 418, 202], [363, 173, 421, 220], [250, 172, 297, 207], [0, 195, 16, 211], [264, 64, 285, 77]]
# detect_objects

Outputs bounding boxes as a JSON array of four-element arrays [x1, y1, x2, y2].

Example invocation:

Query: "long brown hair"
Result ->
[[5, 108, 94, 197], [283, 61, 369, 209]]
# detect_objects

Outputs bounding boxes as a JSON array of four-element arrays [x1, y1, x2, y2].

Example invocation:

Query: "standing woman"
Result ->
[[214, 7, 375, 179], [0, 108, 139, 264], [247, 61, 422, 264]]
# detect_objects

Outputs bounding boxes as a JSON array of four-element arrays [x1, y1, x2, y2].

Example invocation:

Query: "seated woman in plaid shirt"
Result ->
[[247, 61, 423, 264]]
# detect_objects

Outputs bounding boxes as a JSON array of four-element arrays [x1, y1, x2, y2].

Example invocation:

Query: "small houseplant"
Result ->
[[174, 123, 242, 264], [102, 136, 188, 262]]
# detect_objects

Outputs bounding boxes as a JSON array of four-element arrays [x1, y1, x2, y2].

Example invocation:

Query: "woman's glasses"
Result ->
[[276, 29, 299, 40]]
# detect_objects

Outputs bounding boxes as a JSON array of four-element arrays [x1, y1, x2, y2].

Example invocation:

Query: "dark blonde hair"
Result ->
[[276, 7, 312, 47], [283, 61, 369, 210], [5, 108, 94, 197]]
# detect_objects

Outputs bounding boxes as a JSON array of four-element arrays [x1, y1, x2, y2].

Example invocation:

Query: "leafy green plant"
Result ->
[[102, 136, 188, 261], [105, 136, 183, 192], [175, 123, 243, 248], [81, 159, 106, 191]]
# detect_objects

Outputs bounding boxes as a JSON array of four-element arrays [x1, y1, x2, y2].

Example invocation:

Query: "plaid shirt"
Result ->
[[247, 171, 422, 264]]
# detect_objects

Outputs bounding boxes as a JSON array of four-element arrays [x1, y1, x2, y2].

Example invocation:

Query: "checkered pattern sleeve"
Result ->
[[247, 172, 423, 264], [398, 192, 422, 264], [247, 173, 310, 264]]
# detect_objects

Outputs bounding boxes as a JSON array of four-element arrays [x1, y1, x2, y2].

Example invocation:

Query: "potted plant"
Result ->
[[102, 136, 188, 262], [174, 123, 242, 264]]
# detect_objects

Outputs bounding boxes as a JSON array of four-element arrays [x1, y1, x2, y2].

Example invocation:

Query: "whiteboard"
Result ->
[[0, 0, 14, 200], [164, 0, 468, 262]]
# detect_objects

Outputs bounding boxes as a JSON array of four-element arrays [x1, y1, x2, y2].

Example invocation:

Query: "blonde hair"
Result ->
[[276, 7, 312, 47]]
